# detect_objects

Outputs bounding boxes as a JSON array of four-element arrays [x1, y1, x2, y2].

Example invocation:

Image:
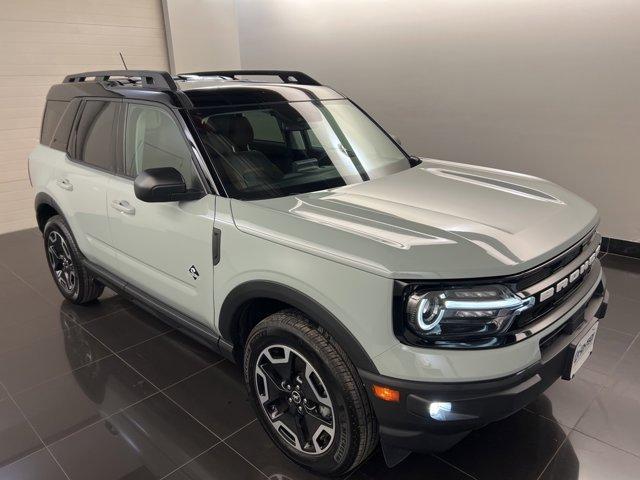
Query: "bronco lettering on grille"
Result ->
[[537, 245, 600, 304]]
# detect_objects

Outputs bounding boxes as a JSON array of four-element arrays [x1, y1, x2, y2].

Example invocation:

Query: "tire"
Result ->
[[244, 309, 378, 476], [43, 215, 104, 304]]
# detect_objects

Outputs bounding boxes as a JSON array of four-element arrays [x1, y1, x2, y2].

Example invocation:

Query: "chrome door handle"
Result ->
[[110, 200, 136, 215], [56, 178, 73, 191]]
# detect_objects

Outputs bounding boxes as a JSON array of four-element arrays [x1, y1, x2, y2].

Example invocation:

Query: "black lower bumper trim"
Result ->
[[361, 277, 608, 454]]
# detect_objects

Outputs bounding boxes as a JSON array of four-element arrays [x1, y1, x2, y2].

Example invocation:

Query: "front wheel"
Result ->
[[244, 310, 377, 476]]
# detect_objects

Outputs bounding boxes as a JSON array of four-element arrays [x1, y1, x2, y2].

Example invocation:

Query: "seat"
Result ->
[[228, 116, 254, 151], [216, 116, 283, 190]]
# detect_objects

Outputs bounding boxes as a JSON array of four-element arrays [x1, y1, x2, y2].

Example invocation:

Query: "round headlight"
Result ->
[[417, 296, 441, 330], [406, 291, 444, 334], [404, 285, 535, 340]]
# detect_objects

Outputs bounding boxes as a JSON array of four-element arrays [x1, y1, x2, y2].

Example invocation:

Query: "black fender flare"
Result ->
[[34, 192, 63, 230], [218, 280, 379, 373]]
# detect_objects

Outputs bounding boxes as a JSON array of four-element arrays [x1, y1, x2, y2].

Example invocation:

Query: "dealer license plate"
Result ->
[[566, 323, 598, 380]]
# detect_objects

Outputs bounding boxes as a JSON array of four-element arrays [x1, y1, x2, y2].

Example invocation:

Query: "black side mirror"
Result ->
[[134, 167, 204, 203]]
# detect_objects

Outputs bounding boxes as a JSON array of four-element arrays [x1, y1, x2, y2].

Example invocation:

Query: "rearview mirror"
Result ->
[[134, 167, 204, 203]]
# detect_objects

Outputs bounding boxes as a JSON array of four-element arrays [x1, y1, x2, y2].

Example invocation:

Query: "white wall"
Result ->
[[5, 0, 635, 240], [235, 0, 640, 242], [0, 0, 169, 234], [162, 0, 240, 73]]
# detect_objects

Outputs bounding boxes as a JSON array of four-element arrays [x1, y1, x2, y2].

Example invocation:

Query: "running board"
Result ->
[[82, 259, 235, 361]]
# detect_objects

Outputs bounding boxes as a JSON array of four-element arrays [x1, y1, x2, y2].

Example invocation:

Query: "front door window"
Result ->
[[124, 104, 202, 190]]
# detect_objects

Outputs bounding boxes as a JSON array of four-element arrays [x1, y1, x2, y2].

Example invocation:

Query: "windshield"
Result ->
[[188, 99, 413, 200]]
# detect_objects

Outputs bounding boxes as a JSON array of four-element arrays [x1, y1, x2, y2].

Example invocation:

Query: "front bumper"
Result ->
[[360, 274, 608, 454]]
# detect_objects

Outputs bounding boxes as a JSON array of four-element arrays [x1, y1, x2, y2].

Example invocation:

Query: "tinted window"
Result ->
[[41, 100, 68, 146], [50, 99, 80, 153], [307, 130, 322, 149], [124, 104, 202, 189], [75, 100, 118, 171]]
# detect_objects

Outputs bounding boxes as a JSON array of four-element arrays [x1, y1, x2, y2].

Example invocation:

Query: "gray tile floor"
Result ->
[[0, 227, 639, 479]]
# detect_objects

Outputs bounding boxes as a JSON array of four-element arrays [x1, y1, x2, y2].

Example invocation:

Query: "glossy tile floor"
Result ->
[[0, 228, 639, 480]]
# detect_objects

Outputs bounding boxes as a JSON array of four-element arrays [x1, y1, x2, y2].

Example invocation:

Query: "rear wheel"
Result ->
[[244, 310, 377, 476], [44, 215, 104, 304]]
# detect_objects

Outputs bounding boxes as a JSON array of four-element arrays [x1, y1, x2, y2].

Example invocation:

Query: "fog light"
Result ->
[[429, 401, 452, 420], [372, 385, 400, 402]]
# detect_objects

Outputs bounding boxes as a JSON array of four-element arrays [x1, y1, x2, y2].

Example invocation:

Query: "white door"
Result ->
[[55, 100, 120, 268], [107, 103, 215, 325]]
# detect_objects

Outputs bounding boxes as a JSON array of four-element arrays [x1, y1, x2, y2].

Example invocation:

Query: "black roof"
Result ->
[[47, 69, 344, 109]]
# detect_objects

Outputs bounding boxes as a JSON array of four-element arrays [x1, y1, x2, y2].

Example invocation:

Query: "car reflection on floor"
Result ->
[[61, 300, 580, 480]]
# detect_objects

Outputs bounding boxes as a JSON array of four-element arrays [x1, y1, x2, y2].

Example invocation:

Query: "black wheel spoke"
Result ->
[[64, 270, 73, 289], [269, 350, 297, 386], [55, 270, 65, 289], [302, 409, 331, 450], [304, 402, 333, 427], [295, 414, 312, 449], [301, 363, 331, 408], [262, 397, 288, 421], [48, 245, 61, 262], [301, 381, 324, 406], [46, 231, 77, 294], [257, 363, 288, 397], [61, 242, 72, 264], [276, 409, 305, 448]]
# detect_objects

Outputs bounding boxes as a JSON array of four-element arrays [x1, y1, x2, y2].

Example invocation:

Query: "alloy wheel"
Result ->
[[254, 344, 335, 455], [47, 230, 76, 294]]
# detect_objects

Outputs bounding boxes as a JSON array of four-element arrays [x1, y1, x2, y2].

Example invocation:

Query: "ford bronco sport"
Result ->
[[29, 69, 608, 475]]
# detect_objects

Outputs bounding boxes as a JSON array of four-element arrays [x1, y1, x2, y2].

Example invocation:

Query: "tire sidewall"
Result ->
[[244, 322, 356, 474]]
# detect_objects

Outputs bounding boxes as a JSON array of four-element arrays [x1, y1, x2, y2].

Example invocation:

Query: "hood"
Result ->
[[231, 158, 599, 279]]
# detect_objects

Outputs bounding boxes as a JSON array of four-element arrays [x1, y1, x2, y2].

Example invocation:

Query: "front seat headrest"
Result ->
[[228, 116, 254, 150]]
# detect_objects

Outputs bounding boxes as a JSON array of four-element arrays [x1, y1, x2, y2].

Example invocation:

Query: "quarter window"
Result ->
[[75, 100, 118, 171], [41, 100, 68, 146], [124, 104, 202, 190], [50, 99, 81, 153]]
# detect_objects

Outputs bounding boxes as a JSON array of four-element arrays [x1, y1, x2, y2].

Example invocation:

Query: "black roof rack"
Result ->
[[63, 70, 178, 91], [180, 70, 321, 86]]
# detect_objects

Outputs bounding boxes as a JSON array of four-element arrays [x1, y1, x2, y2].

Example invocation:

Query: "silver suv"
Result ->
[[29, 70, 608, 475]]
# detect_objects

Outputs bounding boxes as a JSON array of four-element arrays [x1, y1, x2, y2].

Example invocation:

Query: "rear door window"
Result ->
[[74, 100, 118, 172]]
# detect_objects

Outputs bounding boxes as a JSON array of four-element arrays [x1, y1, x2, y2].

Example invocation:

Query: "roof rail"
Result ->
[[180, 70, 321, 86], [63, 70, 178, 91]]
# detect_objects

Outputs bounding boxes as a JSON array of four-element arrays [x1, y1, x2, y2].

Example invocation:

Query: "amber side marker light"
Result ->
[[372, 385, 400, 402]]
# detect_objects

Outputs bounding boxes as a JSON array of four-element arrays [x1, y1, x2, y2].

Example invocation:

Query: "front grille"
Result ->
[[508, 229, 600, 333], [513, 230, 594, 292], [515, 267, 589, 329]]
